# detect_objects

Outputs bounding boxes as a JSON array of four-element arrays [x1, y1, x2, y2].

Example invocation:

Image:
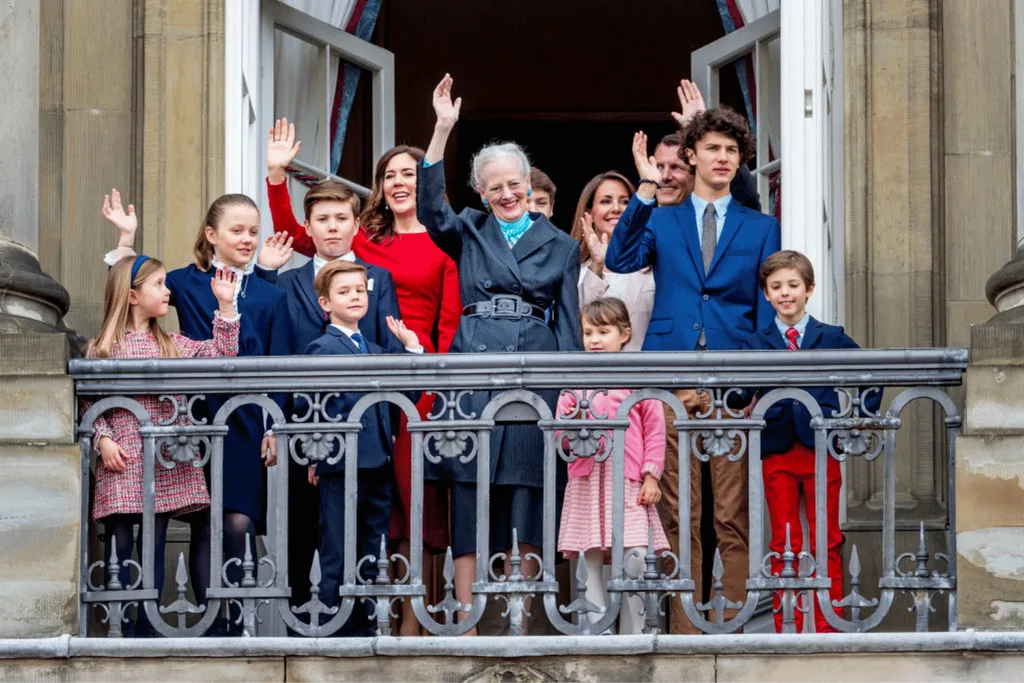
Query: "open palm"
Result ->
[[267, 118, 301, 170], [102, 188, 137, 237], [432, 74, 462, 128]]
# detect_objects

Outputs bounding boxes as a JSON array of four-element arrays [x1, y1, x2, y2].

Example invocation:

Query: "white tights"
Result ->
[[583, 548, 647, 634]]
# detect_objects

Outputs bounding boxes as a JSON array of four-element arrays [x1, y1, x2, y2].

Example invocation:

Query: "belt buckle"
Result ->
[[491, 295, 520, 318]]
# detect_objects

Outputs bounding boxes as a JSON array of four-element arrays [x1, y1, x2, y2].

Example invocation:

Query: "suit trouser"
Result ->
[[763, 443, 843, 633], [318, 465, 392, 637], [659, 390, 749, 633]]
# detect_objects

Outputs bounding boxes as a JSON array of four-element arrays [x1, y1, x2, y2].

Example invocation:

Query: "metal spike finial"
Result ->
[[696, 548, 742, 625], [644, 527, 660, 581], [508, 528, 524, 582], [159, 552, 205, 629], [559, 553, 605, 624], [427, 547, 470, 624], [915, 521, 930, 578], [375, 535, 391, 585], [240, 533, 256, 588], [780, 523, 797, 579], [290, 551, 338, 625], [106, 543, 122, 591]]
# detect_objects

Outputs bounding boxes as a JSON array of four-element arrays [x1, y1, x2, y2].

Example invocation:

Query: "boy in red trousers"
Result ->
[[739, 250, 879, 633]]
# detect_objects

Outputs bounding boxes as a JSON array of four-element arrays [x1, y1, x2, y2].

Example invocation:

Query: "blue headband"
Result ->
[[130, 255, 151, 283]]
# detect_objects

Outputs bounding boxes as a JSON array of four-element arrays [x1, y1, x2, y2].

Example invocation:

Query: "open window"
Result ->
[[226, 0, 395, 241], [691, 2, 843, 325]]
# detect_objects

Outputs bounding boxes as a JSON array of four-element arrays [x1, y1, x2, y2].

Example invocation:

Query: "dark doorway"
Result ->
[[378, 0, 743, 214]]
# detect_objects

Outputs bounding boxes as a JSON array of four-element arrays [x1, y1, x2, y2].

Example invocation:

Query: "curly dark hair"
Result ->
[[679, 107, 755, 171]]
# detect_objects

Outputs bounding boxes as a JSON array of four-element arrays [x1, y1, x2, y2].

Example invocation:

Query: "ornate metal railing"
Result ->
[[70, 348, 967, 638]]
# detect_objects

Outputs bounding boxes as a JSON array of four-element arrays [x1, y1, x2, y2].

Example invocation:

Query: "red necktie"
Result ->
[[785, 327, 800, 351]]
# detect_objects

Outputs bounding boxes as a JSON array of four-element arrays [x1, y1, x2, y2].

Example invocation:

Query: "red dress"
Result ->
[[268, 179, 461, 549]]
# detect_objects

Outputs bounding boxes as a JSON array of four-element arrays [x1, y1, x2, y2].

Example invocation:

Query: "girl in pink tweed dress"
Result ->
[[557, 298, 668, 633], [84, 252, 239, 633]]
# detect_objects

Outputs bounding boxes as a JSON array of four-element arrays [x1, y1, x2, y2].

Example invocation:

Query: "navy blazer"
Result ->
[[264, 259, 406, 354], [605, 194, 780, 351], [737, 316, 882, 456], [303, 326, 396, 475]]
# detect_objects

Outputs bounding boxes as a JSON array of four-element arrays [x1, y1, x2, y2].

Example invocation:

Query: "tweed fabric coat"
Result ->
[[417, 161, 583, 486]]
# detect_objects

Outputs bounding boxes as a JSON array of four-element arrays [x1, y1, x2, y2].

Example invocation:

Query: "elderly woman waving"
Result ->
[[418, 74, 582, 634]]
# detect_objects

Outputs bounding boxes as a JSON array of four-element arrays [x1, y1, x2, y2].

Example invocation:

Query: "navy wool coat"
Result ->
[[417, 161, 583, 487]]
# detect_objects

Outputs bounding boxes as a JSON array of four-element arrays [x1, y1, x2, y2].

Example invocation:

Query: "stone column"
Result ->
[[0, 2, 80, 637], [0, 1, 70, 334]]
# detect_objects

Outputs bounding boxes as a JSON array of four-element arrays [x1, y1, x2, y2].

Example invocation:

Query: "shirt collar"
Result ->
[[775, 313, 810, 340], [211, 258, 254, 277], [691, 192, 732, 220], [330, 322, 361, 339], [313, 251, 356, 278]]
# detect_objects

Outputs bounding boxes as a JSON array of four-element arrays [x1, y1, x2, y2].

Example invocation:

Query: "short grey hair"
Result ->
[[469, 142, 531, 191]]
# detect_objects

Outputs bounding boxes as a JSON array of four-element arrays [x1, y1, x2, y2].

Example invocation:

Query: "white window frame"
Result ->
[[691, 5, 845, 325], [226, 0, 395, 237], [692, 11, 780, 216]]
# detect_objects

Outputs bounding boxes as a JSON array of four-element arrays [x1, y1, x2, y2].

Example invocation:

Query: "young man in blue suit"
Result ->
[[606, 107, 780, 631], [256, 180, 405, 618], [738, 250, 879, 633], [304, 259, 423, 636]]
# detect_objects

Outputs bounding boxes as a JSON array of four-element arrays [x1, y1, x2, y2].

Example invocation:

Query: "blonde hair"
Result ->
[[193, 194, 259, 271], [90, 256, 180, 359], [314, 259, 368, 300]]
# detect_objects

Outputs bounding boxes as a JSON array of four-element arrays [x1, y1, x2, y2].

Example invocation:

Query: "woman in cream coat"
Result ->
[[571, 171, 654, 350]]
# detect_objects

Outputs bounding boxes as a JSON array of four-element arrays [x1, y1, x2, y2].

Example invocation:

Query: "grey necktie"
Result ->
[[697, 203, 717, 348], [702, 203, 717, 274]]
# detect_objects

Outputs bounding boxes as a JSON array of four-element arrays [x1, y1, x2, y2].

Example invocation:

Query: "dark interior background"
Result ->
[[361, 0, 747, 231]]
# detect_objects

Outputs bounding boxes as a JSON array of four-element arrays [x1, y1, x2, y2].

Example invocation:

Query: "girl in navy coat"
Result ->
[[103, 190, 294, 629], [419, 75, 583, 633]]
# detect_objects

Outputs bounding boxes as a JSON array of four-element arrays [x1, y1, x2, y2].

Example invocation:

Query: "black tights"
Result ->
[[187, 509, 256, 635], [103, 513, 170, 636]]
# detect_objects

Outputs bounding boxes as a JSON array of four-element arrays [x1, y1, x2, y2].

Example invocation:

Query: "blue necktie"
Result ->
[[351, 332, 369, 354]]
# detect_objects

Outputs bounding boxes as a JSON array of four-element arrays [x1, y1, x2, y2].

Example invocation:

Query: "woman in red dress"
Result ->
[[266, 121, 460, 635]]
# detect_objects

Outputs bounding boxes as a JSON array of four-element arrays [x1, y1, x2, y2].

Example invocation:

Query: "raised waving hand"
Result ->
[[671, 79, 706, 128], [267, 118, 301, 184], [425, 73, 462, 164]]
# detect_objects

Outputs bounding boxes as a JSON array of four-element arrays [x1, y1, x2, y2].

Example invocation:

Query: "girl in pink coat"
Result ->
[[557, 297, 669, 634]]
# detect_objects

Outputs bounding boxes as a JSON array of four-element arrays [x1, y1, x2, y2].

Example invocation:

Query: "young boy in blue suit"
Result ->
[[304, 259, 423, 636], [740, 249, 880, 633], [256, 180, 405, 616]]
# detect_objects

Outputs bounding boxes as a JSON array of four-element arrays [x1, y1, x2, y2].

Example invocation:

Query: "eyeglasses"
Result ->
[[484, 179, 526, 198]]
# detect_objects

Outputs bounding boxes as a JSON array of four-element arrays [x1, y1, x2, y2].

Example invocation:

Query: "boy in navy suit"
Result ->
[[256, 180, 405, 616], [257, 180, 404, 353], [305, 259, 422, 636], [740, 250, 880, 633]]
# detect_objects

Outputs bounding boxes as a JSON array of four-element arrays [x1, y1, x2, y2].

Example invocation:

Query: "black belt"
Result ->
[[463, 294, 546, 322]]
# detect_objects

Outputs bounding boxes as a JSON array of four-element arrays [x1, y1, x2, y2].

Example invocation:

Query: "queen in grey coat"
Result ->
[[418, 74, 582, 629]]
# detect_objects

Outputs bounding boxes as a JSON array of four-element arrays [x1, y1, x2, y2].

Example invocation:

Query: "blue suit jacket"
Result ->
[[266, 259, 406, 354], [604, 195, 780, 351], [737, 316, 882, 456], [302, 326, 396, 475]]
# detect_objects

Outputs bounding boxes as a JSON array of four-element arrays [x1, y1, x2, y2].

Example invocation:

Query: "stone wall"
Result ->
[[0, 334, 78, 637]]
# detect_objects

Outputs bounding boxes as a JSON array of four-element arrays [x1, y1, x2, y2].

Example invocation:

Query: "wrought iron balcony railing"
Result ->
[[70, 348, 967, 638]]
